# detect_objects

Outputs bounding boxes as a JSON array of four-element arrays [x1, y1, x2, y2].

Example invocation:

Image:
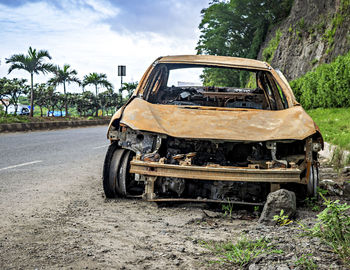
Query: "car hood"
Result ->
[[116, 98, 319, 142]]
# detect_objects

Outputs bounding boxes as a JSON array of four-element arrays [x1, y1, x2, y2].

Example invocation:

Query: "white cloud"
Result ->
[[0, 0, 204, 94]]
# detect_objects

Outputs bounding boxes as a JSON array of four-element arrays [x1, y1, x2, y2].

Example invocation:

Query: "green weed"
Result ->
[[273, 210, 293, 226], [222, 200, 234, 218], [294, 254, 317, 270], [202, 236, 283, 267], [300, 194, 350, 266]]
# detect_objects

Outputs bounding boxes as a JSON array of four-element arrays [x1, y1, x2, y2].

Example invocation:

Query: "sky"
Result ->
[[0, 0, 209, 93]]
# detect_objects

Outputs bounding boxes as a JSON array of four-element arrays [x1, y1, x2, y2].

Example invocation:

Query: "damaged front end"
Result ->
[[106, 125, 322, 205]]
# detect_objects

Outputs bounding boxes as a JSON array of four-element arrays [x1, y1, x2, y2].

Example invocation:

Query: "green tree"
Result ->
[[56, 93, 66, 117], [83, 72, 113, 96], [33, 83, 48, 117], [6, 78, 29, 115], [5, 46, 55, 117], [197, 0, 293, 86], [42, 85, 57, 115], [0, 77, 11, 114], [121, 82, 138, 99], [83, 73, 113, 116], [49, 64, 80, 117]]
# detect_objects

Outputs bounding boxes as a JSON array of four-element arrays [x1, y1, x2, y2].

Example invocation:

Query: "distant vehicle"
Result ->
[[103, 55, 323, 204], [47, 111, 66, 117], [5, 104, 30, 115]]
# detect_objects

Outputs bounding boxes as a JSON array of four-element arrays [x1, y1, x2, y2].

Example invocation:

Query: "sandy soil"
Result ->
[[0, 167, 349, 270]]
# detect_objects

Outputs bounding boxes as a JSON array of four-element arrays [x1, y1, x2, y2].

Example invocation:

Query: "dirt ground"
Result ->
[[0, 165, 349, 270]]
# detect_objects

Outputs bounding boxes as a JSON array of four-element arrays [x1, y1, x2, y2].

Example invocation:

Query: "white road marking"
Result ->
[[93, 145, 109, 149], [0, 160, 43, 171]]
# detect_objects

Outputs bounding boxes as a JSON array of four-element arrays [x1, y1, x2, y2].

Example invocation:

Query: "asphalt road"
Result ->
[[0, 126, 109, 223]]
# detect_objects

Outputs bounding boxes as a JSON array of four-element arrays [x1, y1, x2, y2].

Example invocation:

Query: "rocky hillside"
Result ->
[[259, 0, 350, 80]]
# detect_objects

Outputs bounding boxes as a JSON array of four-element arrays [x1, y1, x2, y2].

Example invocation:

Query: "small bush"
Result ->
[[300, 195, 350, 266]]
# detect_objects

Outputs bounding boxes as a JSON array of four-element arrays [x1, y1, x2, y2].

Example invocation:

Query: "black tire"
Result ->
[[307, 164, 319, 197], [118, 150, 141, 197], [103, 143, 125, 198]]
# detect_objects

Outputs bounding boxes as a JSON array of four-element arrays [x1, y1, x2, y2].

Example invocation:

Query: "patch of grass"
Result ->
[[294, 254, 317, 270], [201, 236, 283, 267], [307, 108, 350, 151]]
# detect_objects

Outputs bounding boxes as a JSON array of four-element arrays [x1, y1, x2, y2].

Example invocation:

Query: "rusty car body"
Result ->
[[103, 55, 323, 205]]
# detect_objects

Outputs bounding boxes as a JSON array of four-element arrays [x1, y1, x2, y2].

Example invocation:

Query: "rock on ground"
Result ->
[[258, 189, 296, 225]]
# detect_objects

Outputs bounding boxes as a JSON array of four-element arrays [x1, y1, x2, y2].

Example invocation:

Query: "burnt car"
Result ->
[[103, 55, 323, 205]]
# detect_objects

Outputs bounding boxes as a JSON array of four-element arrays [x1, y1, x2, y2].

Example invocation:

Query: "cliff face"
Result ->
[[258, 0, 350, 80]]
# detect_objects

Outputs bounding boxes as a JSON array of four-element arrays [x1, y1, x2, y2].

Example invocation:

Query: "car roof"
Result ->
[[157, 55, 271, 70]]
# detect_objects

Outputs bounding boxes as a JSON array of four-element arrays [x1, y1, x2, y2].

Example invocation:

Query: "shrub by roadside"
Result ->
[[0, 113, 110, 125]]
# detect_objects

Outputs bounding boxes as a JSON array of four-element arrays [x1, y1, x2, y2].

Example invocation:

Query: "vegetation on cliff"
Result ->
[[290, 51, 350, 109]]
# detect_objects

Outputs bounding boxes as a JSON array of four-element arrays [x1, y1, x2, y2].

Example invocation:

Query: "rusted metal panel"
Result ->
[[119, 98, 318, 142], [157, 55, 270, 70], [130, 160, 302, 183], [107, 55, 320, 140]]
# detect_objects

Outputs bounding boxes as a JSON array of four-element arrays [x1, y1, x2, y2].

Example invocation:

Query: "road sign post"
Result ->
[[118, 65, 126, 93]]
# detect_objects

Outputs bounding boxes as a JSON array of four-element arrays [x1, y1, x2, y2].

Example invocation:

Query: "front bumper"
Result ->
[[130, 159, 303, 184]]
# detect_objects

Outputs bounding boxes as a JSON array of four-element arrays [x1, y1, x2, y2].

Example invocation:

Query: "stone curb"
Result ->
[[0, 119, 110, 133]]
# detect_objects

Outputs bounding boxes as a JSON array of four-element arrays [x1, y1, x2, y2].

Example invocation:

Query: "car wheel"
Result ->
[[103, 143, 125, 198], [118, 150, 141, 197], [307, 164, 319, 197]]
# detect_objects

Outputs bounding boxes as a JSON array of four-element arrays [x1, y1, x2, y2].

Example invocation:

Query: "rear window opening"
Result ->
[[144, 64, 288, 110]]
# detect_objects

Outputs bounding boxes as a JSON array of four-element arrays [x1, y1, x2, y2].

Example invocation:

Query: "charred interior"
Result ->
[[144, 64, 288, 110]]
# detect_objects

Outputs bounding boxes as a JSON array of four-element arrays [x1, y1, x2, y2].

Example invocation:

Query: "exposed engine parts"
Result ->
[[108, 126, 311, 203]]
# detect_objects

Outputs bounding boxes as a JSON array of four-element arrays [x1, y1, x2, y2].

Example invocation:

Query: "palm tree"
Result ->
[[49, 64, 80, 117], [83, 73, 113, 116], [121, 82, 138, 99], [6, 46, 55, 117], [83, 72, 113, 96]]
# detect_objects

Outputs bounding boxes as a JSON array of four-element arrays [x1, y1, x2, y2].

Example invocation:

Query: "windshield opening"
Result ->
[[144, 64, 287, 110]]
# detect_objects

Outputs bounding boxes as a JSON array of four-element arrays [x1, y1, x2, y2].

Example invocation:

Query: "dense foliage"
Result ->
[[290, 51, 350, 109], [197, 0, 293, 86]]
